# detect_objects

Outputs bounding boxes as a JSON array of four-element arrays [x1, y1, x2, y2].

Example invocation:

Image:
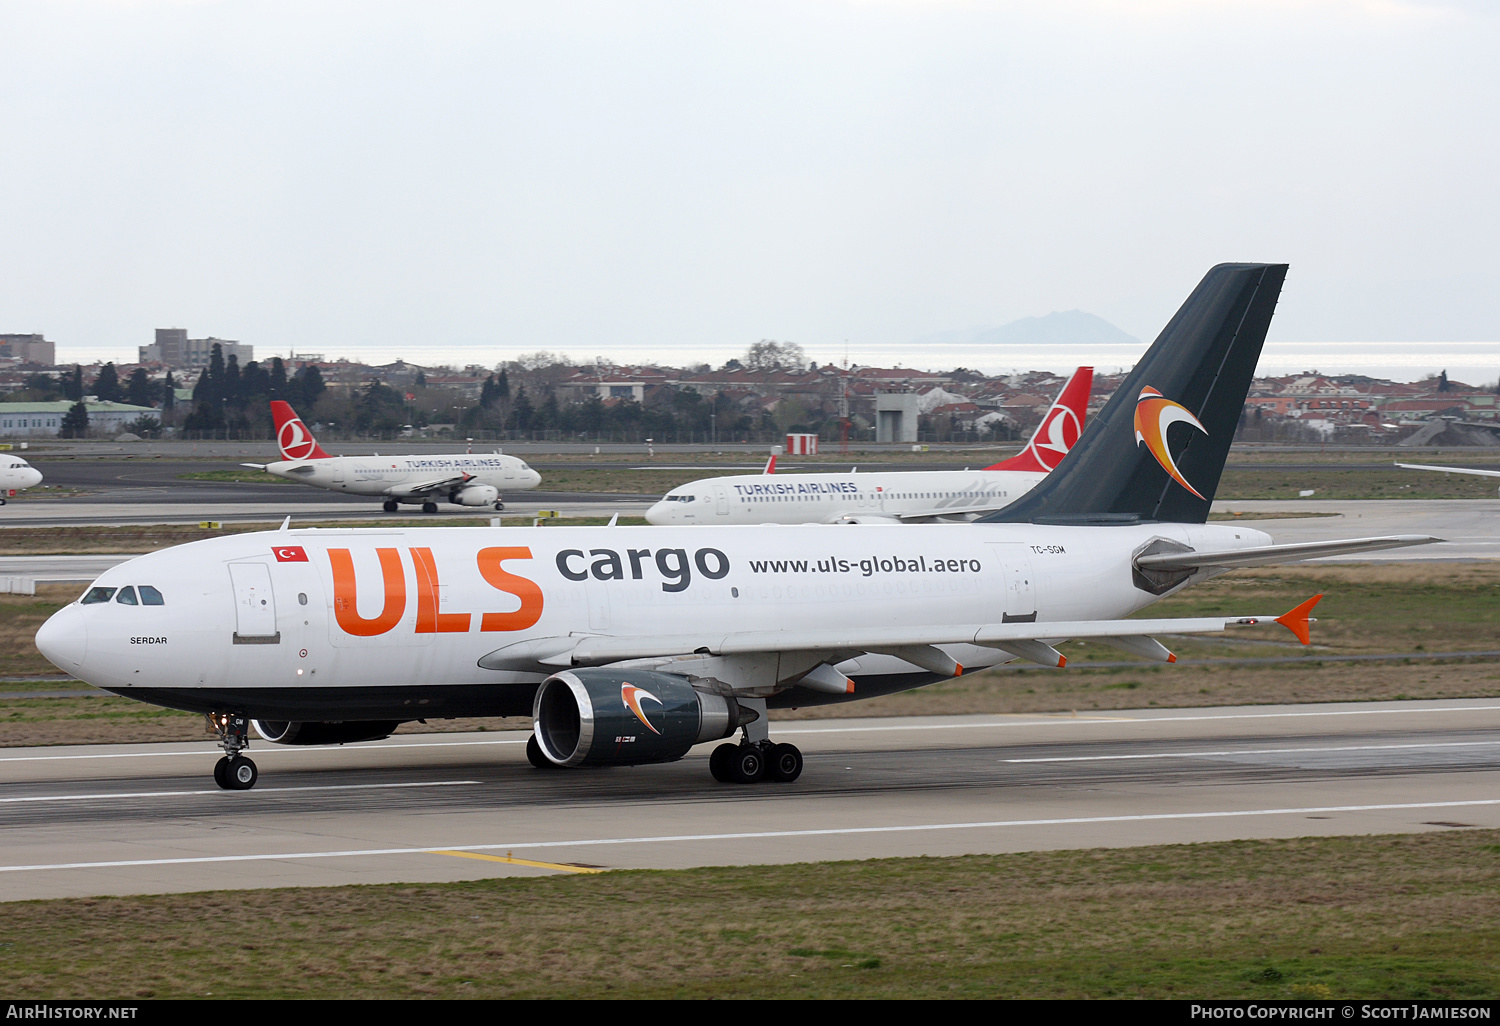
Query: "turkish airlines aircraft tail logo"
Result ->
[[986, 366, 1091, 473], [1134, 387, 1207, 499], [621, 683, 663, 734], [271, 401, 332, 462]]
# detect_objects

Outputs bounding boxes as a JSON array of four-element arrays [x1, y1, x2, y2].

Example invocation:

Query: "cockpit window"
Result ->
[[81, 587, 116, 605], [664, 494, 696, 503], [139, 586, 164, 606], [115, 586, 138, 605]]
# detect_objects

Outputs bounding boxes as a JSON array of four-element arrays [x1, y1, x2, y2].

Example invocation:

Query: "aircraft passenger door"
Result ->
[[228, 562, 279, 642], [714, 485, 729, 516]]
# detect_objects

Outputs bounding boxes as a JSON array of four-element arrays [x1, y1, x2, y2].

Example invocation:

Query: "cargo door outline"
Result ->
[[229, 562, 280, 644]]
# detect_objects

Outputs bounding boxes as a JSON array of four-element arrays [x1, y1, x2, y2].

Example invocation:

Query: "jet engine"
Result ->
[[451, 484, 500, 507], [531, 668, 750, 767], [251, 720, 400, 745]]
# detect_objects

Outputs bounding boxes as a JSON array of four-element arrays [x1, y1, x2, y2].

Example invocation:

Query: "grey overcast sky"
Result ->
[[1, 0, 1496, 372]]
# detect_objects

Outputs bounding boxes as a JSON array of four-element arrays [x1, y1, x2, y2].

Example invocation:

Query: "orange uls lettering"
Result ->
[[476, 546, 543, 632], [410, 547, 471, 634], [328, 548, 406, 637]]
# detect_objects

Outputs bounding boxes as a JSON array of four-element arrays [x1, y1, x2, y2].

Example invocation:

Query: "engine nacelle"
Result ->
[[251, 720, 400, 745], [532, 668, 748, 767], [452, 484, 500, 507]]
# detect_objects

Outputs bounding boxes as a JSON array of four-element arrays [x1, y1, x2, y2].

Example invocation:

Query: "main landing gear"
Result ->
[[207, 712, 259, 790], [707, 698, 803, 784], [422, 501, 439, 514], [383, 499, 399, 512]]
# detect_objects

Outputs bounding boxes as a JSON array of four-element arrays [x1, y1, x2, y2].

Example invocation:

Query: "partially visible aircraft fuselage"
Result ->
[[36, 520, 1270, 721], [646, 469, 1047, 525]]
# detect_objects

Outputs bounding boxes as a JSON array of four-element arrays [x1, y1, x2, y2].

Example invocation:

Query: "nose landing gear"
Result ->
[[206, 712, 259, 790]]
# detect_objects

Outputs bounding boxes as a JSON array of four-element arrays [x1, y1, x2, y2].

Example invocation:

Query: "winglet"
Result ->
[[764, 454, 776, 475], [1275, 594, 1323, 645]]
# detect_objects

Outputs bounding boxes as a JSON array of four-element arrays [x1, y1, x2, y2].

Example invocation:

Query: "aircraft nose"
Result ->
[[35, 603, 87, 674], [23, 469, 42, 488], [644, 502, 669, 525]]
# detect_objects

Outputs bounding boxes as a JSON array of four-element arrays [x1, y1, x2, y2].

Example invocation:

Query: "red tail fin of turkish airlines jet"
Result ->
[[984, 366, 1092, 473], [270, 401, 332, 461]]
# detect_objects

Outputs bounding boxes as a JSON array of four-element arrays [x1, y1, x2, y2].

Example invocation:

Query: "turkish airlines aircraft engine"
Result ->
[[452, 484, 501, 507]]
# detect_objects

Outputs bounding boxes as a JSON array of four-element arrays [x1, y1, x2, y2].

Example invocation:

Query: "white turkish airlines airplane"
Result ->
[[36, 265, 1436, 792], [645, 368, 1092, 526], [244, 401, 541, 512], [0, 455, 42, 504]]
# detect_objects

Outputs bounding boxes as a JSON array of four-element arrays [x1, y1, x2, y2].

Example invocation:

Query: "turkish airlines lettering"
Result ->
[[242, 401, 542, 513], [644, 367, 1092, 525]]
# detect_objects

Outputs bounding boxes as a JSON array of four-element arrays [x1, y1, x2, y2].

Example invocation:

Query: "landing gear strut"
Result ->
[[207, 712, 259, 790], [707, 698, 802, 784]]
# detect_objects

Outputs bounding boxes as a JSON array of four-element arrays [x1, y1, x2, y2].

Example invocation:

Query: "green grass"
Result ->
[[3, 829, 1497, 998]]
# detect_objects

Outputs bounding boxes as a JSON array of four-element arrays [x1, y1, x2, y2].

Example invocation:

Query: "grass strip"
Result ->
[[2, 829, 1497, 998]]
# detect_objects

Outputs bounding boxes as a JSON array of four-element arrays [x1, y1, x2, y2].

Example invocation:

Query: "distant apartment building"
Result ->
[[139, 329, 252, 369], [0, 334, 56, 366]]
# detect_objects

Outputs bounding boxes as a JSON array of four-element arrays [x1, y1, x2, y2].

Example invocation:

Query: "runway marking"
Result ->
[[0, 739, 525, 762], [433, 850, 604, 874], [4, 704, 1500, 763], [0, 780, 480, 803], [778, 704, 1500, 735], [3, 798, 1499, 874], [1003, 741, 1500, 763]]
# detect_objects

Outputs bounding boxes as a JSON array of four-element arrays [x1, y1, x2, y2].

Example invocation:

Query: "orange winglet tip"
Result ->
[[1275, 594, 1324, 646]]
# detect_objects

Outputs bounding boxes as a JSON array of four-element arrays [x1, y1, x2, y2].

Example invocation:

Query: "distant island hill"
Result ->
[[911, 311, 1141, 349]]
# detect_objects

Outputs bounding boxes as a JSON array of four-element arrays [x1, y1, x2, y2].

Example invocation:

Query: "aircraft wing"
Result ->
[[385, 474, 470, 499], [892, 502, 1017, 522], [1134, 535, 1440, 571], [480, 597, 1322, 674], [1396, 462, 1500, 479]]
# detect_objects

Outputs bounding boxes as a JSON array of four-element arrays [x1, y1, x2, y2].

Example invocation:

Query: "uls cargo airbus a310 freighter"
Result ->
[[36, 264, 1438, 791], [243, 401, 541, 513], [645, 367, 1092, 525]]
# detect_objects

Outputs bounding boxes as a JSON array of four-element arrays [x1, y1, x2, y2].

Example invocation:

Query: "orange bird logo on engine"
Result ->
[[620, 683, 663, 734], [1134, 387, 1208, 499]]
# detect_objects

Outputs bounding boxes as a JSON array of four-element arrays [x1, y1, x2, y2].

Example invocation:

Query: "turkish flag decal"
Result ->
[[274, 546, 309, 562]]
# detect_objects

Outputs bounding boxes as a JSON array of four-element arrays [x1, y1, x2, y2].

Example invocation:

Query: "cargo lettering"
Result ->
[[555, 546, 730, 592]]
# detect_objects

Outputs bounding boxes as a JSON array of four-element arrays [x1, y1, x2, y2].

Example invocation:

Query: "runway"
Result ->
[[2, 699, 1497, 901], [1209, 498, 1500, 561]]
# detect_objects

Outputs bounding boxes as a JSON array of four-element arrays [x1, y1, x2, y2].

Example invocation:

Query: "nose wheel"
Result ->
[[214, 756, 259, 790], [206, 712, 260, 790]]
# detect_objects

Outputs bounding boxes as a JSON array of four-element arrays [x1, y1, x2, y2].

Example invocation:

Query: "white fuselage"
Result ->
[[645, 470, 1048, 525], [0, 457, 43, 496], [266, 453, 540, 499], [37, 520, 1270, 719]]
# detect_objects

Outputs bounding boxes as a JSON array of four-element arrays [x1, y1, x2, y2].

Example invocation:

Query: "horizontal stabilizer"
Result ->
[[1134, 535, 1440, 571]]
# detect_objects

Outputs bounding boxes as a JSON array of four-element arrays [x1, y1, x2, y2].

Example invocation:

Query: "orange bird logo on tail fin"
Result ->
[[1133, 387, 1208, 499]]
